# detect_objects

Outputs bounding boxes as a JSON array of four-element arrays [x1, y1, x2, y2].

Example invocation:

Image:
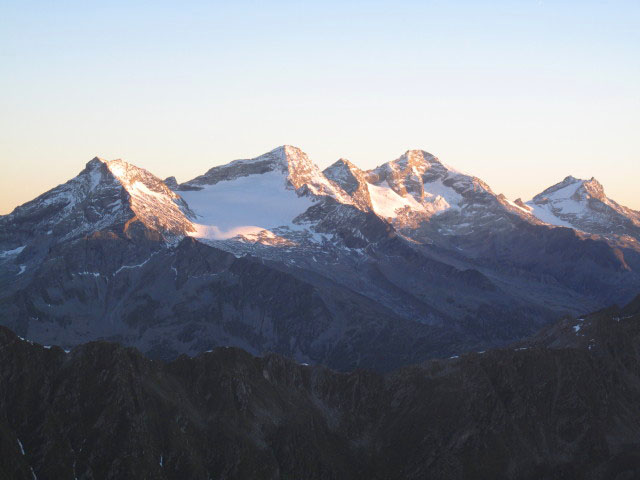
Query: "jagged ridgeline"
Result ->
[[1, 146, 640, 371], [1, 297, 640, 479]]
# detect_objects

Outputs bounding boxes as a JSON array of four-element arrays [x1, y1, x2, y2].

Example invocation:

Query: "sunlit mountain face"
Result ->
[[1, 145, 639, 371], [2, 145, 640, 479]]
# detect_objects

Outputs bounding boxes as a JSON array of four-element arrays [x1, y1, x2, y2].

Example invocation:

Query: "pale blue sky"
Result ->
[[1, 0, 638, 213]]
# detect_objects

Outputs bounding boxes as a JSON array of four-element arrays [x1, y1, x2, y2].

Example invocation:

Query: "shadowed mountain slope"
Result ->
[[1, 295, 640, 479]]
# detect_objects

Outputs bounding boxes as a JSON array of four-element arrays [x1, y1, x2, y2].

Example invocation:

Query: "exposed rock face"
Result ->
[[163, 176, 179, 190], [0, 157, 194, 249], [365, 150, 533, 228], [0, 236, 472, 371], [1, 297, 640, 479], [323, 158, 372, 210], [1, 146, 640, 373]]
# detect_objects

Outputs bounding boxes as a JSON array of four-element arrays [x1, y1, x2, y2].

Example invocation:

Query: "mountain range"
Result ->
[[1, 145, 639, 371]]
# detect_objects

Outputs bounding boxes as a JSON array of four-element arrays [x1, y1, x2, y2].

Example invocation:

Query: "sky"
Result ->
[[0, 0, 638, 214]]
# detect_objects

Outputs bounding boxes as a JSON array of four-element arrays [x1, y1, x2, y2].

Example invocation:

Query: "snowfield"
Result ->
[[180, 170, 316, 240]]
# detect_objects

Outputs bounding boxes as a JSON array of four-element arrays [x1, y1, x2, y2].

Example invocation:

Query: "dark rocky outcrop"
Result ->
[[1, 297, 640, 479]]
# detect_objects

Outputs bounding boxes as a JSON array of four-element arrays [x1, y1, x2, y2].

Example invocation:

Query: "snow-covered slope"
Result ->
[[180, 169, 316, 240], [103, 158, 195, 238], [368, 150, 535, 222], [322, 150, 538, 239], [177, 146, 351, 242], [527, 176, 640, 242], [367, 150, 463, 218]]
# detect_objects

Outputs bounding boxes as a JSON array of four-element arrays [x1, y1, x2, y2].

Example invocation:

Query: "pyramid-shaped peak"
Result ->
[[323, 158, 368, 195], [85, 156, 109, 169], [82, 157, 185, 205], [324, 158, 365, 176], [280, 144, 306, 155], [3, 155, 194, 243], [273, 145, 316, 169]]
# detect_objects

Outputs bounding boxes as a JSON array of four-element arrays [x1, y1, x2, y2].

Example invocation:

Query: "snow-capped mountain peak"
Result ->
[[101, 158, 195, 238], [323, 158, 372, 210], [527, 175, 640, 241], [181, 145, 348, 200], [0, 157, 194, 248], [365, 150, 500, 220], [175, 146, 354, 242], [531, 175, 607, 204]]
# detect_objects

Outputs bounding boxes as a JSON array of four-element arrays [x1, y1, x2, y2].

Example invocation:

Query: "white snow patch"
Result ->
[[113, 252, 157, 276], [526, 181, 594, 228], [17, 438, 25, 455], [573, 324, 581, 333], [89, 167, 102, 191], [526, 202, 575, 228], [105, 160, 127, 180], [129, 181, 166, 200], [192, 224, 269, 240], [17, 265, 27, 275], [180, 170, 315, 240], [0, 245, 25, 257], [78, 271, 100, 277], [422, 178, 463, 212], [505, 198, 532, 213], [367, 181, 425, 219]]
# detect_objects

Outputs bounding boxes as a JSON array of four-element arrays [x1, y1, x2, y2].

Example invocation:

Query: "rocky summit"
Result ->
[[1, 146, 640, 372]]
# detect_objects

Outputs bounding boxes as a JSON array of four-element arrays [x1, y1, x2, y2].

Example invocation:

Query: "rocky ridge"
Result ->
[[527, 175, 640, 244], [1, 146, 640, 372], [1, 295, 640, 479]]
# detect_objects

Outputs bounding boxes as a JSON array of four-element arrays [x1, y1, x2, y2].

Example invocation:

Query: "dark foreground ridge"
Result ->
[[1, 296, 640, 480]]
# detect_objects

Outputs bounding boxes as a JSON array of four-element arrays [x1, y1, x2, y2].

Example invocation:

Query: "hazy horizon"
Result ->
[[1, 0, 638, 214]]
